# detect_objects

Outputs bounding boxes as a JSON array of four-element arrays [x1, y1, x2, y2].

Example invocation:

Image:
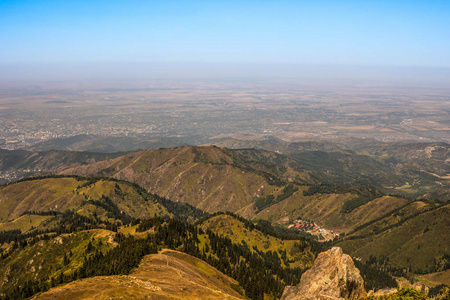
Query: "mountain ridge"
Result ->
[[32, 249, 244, 300]]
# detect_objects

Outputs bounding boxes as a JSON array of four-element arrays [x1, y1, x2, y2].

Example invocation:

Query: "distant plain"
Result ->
[[1, 79, 448, 151]]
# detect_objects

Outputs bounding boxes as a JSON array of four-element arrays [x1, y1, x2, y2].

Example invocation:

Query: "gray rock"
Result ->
[[281, 247, 366, 300]]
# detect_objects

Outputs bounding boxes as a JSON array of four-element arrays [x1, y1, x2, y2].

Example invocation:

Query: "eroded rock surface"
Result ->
[[281, 247, 366, 300]]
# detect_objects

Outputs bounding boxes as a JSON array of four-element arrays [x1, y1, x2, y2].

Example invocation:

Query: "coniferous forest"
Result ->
[[0, 205, 404, 300], [0, 176, 447, 300]]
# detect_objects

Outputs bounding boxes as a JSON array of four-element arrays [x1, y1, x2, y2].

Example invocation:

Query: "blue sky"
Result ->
[[1, 0, 449, 68]]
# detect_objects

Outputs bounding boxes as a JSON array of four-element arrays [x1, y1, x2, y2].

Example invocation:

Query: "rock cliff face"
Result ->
[[281, 247, 366, 300]]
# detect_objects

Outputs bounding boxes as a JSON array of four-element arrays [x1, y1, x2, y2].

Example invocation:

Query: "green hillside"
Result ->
[[255, 192, 409, 234], [0, 144, 447, 299], [0, 177, 169, 225], [0, 176, 332, 300], [200, 213, 317, 269], [0, 204, 315, 300], [0, 229, 115, 294], [54, 145, 449, 283], [214, 138, 450, 201], [3, 140, 448, 202], [60, 145, 406, 219], [61, 146, 290, 213], [0, 176, 207, 236], [0, 175, 446, 299], [335, 202, 450, 273]]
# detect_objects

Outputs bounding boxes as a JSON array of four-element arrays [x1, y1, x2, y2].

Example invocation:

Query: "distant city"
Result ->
[[1, 80, 449, 150]]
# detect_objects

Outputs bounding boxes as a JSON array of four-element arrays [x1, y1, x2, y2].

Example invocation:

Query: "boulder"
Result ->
[[281, 247, 366, 300], [371, 288, 398, 296], [412, 282, 429, 295]]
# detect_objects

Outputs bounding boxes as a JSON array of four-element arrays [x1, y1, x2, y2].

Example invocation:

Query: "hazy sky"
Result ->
[[1, 0, 449, 68]]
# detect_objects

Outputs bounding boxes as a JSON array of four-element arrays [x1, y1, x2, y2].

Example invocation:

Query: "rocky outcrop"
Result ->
[[412, 282, 429, 295], [368, 288, 398, 296], [395, 279, 429, 296], [281, 247, 366, 300]]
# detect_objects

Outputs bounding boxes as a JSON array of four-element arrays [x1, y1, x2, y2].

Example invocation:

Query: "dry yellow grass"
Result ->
[[61, 146, 279, 213], [0, 177, 169, 227], [32, 249, 244, 300], [416, 269, 450, 287]]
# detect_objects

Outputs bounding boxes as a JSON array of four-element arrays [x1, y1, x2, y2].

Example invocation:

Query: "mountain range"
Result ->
[[0, 139, 449, 299]]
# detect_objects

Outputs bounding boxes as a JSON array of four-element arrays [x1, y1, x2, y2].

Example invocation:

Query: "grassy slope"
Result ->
[[216, 138, 450, 200], [416, 269, 450, 287], [0, 177, 169, 226], [59, 145, 410, 230], [0, 229, 116, 292], [0, 215, 52, 232], [61, 146, 281, 213], [0, 177, 81, 222], [57, 145, 427, 230], [343, 201, 432, 237], [0, 176, 446, 296], [254, 191, 409, 234], [200, 214, 315, 269], [1, 213, 286, 300], [252, 191, 450, 278], [32, 249, 244, 300], [335, 203, 450, 271]]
